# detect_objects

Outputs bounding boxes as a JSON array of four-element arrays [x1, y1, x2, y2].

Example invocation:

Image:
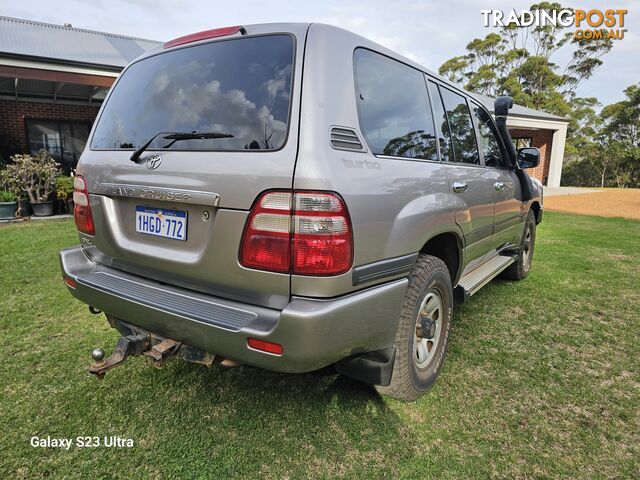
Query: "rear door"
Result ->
[[78, 27, 306, 309], [428, 81, 496, 268]]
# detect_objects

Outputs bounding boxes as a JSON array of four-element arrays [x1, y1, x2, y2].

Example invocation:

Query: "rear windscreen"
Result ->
[[90, 35, 294, 151]]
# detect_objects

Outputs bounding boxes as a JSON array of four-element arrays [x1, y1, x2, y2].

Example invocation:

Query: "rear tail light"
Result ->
[[240, 191, 353, 276], [292, 193, 352, 275], [73, 175, 95, 235], [240, 191, 292, 273]]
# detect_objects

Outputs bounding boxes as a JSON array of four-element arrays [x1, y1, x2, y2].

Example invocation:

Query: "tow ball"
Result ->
[[89, 333, 150, 379], [88, 333, 180, 379]]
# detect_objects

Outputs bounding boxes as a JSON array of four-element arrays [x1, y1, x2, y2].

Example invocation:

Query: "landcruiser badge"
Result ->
[[146, 154, 162, 170]]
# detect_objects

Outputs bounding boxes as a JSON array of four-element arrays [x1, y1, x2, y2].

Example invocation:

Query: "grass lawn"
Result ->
[[1, 213, 639, 478]]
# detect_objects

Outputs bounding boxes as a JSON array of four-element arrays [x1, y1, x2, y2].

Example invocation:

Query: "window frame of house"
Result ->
[[512, 137, 533, 150], [24, 118, 92, 174]]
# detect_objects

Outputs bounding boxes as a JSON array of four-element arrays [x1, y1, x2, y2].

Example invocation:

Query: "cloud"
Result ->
[[265, 64, 292, 101], [145, 61, 288, 147], [92, 42, 292, 149]]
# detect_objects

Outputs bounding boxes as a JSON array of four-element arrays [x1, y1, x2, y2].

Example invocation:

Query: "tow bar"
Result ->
[[89, 316, 224, 378], [89, 333, 181, 379]]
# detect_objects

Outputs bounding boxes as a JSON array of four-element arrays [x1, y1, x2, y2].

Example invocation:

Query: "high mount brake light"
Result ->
[[164, 26, 246, 49], [240, 191, 353, 276], [73, 175, 95, 235]]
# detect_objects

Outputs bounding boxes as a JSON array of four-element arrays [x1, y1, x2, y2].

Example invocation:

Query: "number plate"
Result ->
[[135, 206, 187, 241]]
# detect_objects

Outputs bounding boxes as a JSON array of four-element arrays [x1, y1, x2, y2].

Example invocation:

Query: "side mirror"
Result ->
[[517, 147, 539, 169]]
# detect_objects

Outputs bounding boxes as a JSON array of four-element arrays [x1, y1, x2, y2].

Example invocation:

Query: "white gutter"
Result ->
[[0, 57, 119, 78]]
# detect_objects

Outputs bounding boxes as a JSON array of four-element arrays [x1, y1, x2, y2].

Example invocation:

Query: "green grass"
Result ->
[[1, 213, 639, 479]]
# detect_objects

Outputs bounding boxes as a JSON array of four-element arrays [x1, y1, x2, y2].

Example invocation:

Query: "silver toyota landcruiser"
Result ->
[[60, 23, 542, 401]]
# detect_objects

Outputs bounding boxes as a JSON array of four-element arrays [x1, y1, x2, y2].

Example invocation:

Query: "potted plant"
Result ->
[[0, 189, 17, 219], [55, 175, 75, 213], [3, 150, 60, 217]]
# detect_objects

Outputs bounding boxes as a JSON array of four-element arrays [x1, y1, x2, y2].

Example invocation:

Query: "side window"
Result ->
[[473, 105, 504, 168], [354, 49, 437, 161], [427, 81, 453, 162], [439, 87, 481, 165]]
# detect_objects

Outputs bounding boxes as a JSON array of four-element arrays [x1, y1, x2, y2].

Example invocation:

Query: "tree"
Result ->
[[601, 84, 640, 187], [383, 130, 437, 159], [601, 84, 640, 148], [562, 84, 640, 188], [438, 2, 638, 188], [439, 2, 613, 118]]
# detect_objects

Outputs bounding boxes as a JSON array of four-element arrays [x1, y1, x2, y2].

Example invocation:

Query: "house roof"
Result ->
[[0, 16, 161, 70], [473, 93, 569, 123]]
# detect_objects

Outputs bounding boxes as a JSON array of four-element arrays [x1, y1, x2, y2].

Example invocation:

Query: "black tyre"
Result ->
[[501, 209, 536, 280], [376, 254, 453, 401]]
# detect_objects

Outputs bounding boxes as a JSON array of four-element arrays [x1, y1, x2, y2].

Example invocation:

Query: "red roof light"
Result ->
[[164, 26, 246, 49]]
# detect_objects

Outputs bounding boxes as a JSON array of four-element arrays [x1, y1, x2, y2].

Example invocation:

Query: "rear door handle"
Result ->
[[452, 181, 468, 193], [494, 181, 505, 191]]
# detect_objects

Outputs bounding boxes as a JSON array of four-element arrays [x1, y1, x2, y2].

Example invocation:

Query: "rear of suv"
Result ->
[[60, 23, 542, 401]]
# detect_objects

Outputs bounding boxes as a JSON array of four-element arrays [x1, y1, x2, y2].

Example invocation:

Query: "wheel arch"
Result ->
[[419, 231, 463, 285], [530, 201, 542, 224]]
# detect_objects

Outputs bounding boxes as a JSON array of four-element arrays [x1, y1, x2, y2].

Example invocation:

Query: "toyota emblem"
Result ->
[[146, 154, 162, 170]]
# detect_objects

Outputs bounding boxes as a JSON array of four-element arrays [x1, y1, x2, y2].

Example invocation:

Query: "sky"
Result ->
[[2, 0, 638, 106]]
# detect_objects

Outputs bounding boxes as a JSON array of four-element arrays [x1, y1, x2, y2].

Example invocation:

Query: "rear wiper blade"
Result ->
[[130, 131, 234, 163], [161, 132, 235, 149]]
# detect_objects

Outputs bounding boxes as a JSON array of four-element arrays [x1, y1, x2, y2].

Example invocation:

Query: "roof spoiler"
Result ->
[[164, 26, 246, 49], [494, 96, 535, 201]]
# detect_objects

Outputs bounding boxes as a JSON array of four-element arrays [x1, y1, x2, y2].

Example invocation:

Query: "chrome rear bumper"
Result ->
[[60, 246, 407, 373]]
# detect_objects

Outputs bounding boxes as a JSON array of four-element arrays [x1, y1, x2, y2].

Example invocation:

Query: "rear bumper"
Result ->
[[60, 246, 407, 373]]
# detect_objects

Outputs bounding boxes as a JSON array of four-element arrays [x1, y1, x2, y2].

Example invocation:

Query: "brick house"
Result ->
[[1, 16, 568, 186], [0, 16, 160, 173]]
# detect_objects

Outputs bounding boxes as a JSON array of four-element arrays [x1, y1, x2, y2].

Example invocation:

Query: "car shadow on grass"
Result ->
[[111, 358, 419, 476]]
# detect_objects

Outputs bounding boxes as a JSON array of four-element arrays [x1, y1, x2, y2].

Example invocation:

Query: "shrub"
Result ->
[[2, 150, 60, 203], [56, 175, 74, 202], [0, 190, 16, 202]]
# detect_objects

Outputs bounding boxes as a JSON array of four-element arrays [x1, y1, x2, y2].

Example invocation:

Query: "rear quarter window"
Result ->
[[354, 49, 437, 161], [91, 35, 294, 151]]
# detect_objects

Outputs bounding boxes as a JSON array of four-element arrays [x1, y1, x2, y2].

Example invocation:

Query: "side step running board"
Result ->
[[456, 255, 515, 301]]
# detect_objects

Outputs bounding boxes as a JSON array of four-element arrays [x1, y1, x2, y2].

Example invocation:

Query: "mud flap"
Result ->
[[335, 347, 396, 386]]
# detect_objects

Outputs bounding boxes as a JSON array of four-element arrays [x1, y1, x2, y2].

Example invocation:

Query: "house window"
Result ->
[[513, 137, 532, 149], [26, 119, 91, 174]]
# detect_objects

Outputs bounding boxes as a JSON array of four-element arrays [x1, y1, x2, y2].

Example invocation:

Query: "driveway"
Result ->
[[543, 187, 640, 220]]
